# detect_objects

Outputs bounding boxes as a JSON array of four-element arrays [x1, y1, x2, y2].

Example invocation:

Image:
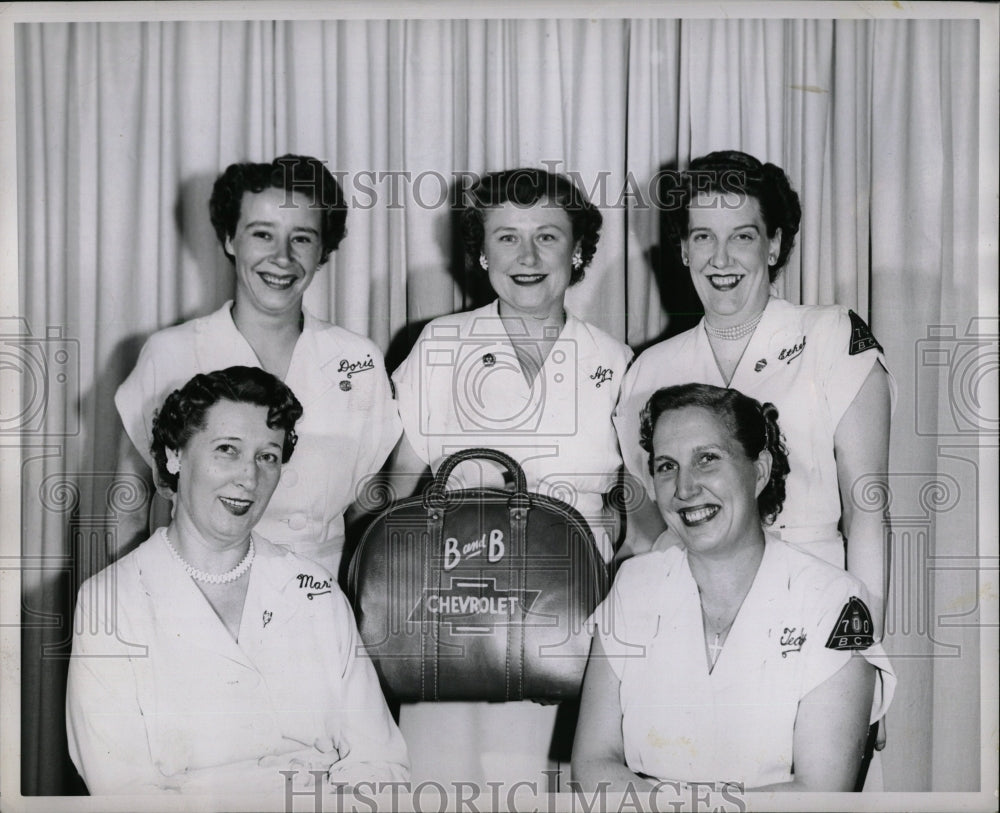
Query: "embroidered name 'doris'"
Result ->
[[338, 354, 375, 378]]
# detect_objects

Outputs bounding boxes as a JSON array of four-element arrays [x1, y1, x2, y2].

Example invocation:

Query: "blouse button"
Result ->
[[289, 514, 307, 531]]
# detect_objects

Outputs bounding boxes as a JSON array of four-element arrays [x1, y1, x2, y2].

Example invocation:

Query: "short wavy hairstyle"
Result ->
[[209, 154, 347, 265], [151, 366, 304, 493], [460, 167, 603, 285], [638, 383, 790, 525], [663, 150, 802, 281]]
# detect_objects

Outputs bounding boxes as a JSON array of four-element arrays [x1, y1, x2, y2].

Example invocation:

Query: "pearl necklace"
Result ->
[[161, 527, 254, 585], [704, 311, 763, 341]]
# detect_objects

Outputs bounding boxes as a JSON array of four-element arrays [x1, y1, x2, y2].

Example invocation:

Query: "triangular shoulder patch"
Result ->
[[848, 310, 883, 355], [825, 596, 875, 650]]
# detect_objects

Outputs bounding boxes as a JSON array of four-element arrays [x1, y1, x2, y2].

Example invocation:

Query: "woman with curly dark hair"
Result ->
[[389, 168, 632, 788], [69, 367, 408, 795], [115, 155, 400, 578], [574, 384, 895, 792], [614, 151, 894, 636]]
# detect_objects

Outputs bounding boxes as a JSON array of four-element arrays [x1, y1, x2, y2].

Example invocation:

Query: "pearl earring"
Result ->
[[479, 253, 489, 271], [166, 456, 180, 475]]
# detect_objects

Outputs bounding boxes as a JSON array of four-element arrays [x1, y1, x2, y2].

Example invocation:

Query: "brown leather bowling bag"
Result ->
[[347, 448, 610, 702]]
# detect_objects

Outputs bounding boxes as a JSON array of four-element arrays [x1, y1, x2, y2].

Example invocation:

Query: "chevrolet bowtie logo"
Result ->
[[408, 577, 543, 635]]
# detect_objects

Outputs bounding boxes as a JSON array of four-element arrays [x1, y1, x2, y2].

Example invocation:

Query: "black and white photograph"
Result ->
[[1, 1, 996, 811]]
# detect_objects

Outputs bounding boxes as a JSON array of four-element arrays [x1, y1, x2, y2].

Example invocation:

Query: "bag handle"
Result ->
[[422, 447, 529, 509]]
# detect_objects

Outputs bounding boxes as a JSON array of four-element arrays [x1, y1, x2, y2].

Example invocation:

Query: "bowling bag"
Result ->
[[348, 447, 609, 702]]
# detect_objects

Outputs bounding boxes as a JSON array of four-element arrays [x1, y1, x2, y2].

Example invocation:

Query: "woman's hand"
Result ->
[[258, 737, 342, 789], [876, 718, 887, 751]]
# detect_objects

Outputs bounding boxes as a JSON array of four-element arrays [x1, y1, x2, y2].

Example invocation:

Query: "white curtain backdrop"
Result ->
[[13, 16, 988, 796]]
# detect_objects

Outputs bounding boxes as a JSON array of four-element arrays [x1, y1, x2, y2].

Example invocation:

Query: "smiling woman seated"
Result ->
[[67, 366, 408, 795], [572, 383, 895, 793]]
